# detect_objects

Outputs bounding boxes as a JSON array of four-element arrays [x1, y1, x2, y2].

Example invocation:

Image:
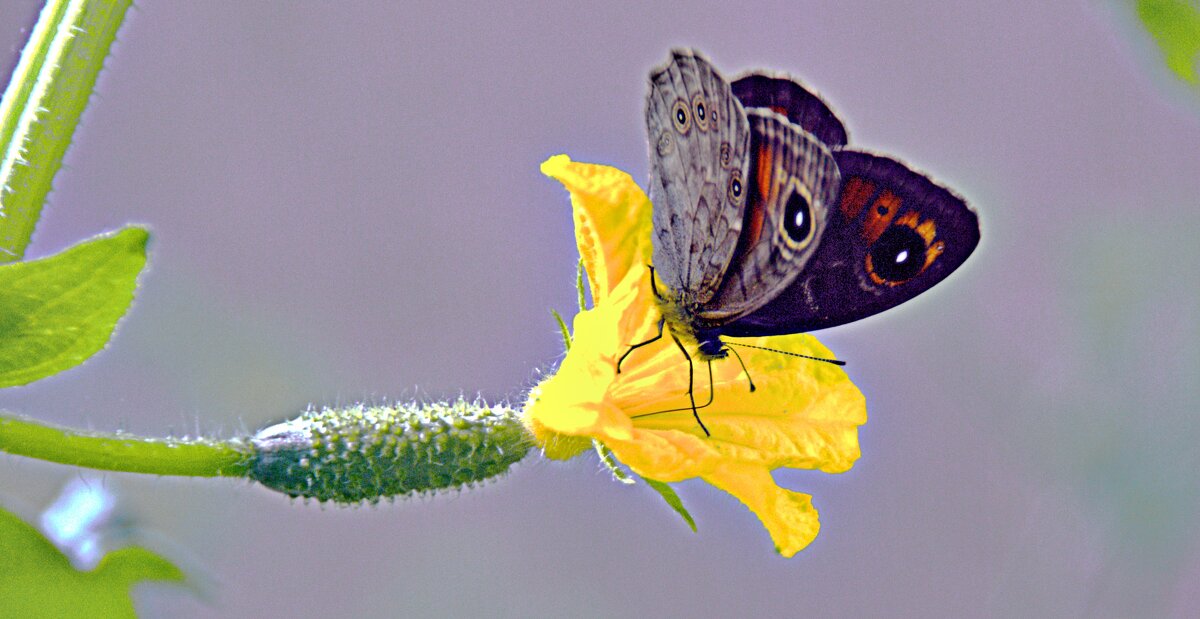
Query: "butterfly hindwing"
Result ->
[[699, 110, 841, 324], [723, 150, 980, 336], [646, 49, 751, 305]]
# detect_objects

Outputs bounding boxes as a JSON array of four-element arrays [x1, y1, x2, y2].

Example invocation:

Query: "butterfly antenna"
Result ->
[[726, 342, 847, 366], [724, 345, 756, 392]]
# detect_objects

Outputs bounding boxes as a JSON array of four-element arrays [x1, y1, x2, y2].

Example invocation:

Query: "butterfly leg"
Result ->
[[671, 333, 711, 437], [627, 355, 716, 423], [648, 265, 664, 300], [616, 317, 665, 374]]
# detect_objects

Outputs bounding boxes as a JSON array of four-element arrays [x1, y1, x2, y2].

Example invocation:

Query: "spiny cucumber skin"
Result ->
[[249, 401, 533, 504]]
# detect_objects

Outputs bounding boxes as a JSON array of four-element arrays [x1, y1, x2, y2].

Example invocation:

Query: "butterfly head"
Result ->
[[650, 287, 731, 361], [695, 332, 728, 359]]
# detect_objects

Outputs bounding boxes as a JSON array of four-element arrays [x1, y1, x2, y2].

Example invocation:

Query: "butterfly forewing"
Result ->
[[646, 49, 751, 305]]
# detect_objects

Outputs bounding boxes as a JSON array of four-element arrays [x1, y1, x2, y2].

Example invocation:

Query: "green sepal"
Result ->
[[0, 226, 149, 388], [576, 257, 587, 311], [593, 439, 634, 484], [550, 308, 572, 350], [593, 440, 696, 531], [0, 505, 184, 618], [643, 477, 697, 533]]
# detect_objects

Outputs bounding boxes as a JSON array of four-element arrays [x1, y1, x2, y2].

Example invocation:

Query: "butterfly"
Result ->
[[622, 49, 980, 435]]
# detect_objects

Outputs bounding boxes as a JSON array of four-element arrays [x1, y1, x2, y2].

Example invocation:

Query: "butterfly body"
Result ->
[[643, 49, 979, 357]]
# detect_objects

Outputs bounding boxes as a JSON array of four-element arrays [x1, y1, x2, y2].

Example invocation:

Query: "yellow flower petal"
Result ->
[[703, 463, 820, 558], [540, 154, 653, 305], [526, 155, 867, 555]]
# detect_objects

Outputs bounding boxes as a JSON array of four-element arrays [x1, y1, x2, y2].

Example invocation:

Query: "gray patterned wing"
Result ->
[[699, 109, 841, 324], [645, 49, 751, 305]]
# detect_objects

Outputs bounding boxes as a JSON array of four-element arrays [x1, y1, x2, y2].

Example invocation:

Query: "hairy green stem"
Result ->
[[0, 0, 133, 262], [0, 412, 250, 477]]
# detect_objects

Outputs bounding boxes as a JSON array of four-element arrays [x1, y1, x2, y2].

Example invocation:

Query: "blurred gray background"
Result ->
[[1, 1, 1198, 616]]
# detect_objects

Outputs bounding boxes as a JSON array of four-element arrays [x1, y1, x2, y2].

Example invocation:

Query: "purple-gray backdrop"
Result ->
[[2, 1, 1198, 616]]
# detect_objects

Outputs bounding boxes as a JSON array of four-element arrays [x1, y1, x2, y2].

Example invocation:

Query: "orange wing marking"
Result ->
[[743, 141, 775, 248], [839, 177, 875, 221], [860, 191, 901, 243]]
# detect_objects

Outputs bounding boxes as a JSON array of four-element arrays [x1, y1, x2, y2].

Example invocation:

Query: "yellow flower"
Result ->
[[523, 155, 867, 557]]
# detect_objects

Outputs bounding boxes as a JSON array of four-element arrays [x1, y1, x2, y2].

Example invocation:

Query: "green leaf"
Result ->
[[0, 505, 183, 618], [0, 0, 135, 262], [1136, 0, 1200, 85], [643, 478, 697, 533], [0, 226, 148, 387], [550, 308, 572, 350]]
